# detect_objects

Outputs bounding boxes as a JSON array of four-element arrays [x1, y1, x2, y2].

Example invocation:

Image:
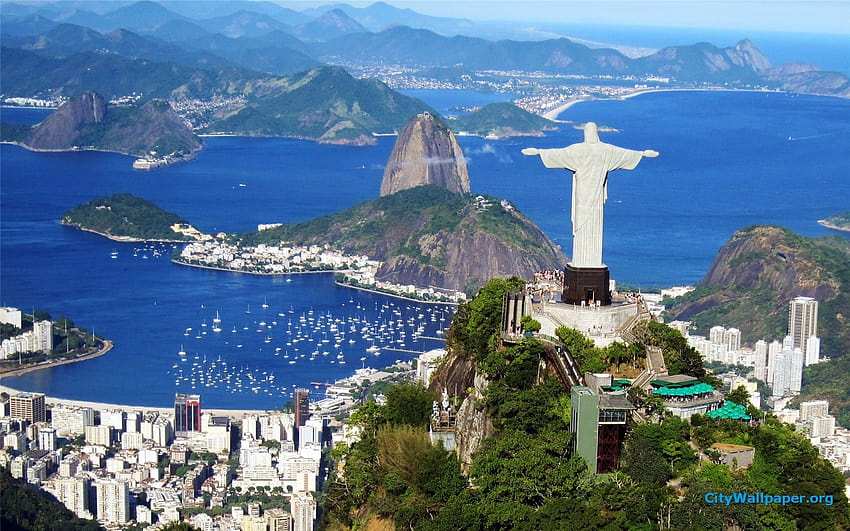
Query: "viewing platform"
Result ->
[[503, 286, 651, 348]]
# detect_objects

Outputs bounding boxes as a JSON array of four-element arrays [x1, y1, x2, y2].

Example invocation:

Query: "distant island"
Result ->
[[62, 193, 206, 242], [1, 92, 202, 168], [818, 212, 850, 232], [449, 102, 557, 138]]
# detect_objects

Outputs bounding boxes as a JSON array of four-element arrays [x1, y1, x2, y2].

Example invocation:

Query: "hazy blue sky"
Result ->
[[285, 1, 850, 35]]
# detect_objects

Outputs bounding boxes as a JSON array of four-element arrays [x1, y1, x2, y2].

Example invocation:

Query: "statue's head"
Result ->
[[583, 122, 600, 143]]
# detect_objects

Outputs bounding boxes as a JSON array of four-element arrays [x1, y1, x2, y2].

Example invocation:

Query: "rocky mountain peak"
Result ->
[[380, 112, 471, 197], [27, 91, 107, 149], [727, 39, 772, 72]]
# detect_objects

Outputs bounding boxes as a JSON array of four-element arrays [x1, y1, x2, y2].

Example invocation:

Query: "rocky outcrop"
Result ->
[[763, 63, 850, 98], [452, 372, 494, 473], [724, 39, 771, 73], [668, 225, 849, 346], [380, 113, 470, 196], [374, 202, 566, 293], [27, 91, 107, 149], [16, 92, 202, 163], [259, 185, 568, 294], [697, 225, 838, 301]]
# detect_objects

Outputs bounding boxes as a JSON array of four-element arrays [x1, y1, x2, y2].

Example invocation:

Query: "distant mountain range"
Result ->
[[2, 0, 848, 143]]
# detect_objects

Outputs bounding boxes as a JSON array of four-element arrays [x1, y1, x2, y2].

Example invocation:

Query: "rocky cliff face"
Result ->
[[374, 202, 565, 293], [698, 225, 838, 300], [21, 92, 202, 159], [380, 113, 470, 196], [27, 91, 107, 149], [668, 225, 849, 346], [725, 39, 772, 73], [260, 185, 568, 294]]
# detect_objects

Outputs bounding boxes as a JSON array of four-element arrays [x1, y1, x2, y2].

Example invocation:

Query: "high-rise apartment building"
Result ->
[[800, 400, 829, 422], [789, 296, 818, 354], [174, 393, 201, 437], [53, 477, 92, 519], [38, 426, 57, 451], [94, 478, 130, 524], [805, 335, 821, 366], [292, 493, 317, 531], [33, 320, 53, 353], [10, 392, 46, 423], [266, 507, 292, 531]]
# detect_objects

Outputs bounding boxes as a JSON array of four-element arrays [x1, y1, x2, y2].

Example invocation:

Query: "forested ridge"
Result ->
[[320, 278, 850, 529]]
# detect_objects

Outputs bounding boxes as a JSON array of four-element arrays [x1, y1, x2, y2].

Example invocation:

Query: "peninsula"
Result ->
[[1, 92, 202, 168], [818, 212, 850, 232], [61, 193, 206, 242]]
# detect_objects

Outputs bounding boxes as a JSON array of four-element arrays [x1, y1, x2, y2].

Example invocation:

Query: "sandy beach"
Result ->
[[0, 383, 275, 418], [541, 87, 782, 121]]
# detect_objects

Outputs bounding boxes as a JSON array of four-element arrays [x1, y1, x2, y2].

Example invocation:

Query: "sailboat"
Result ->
[[213, 311, 222, 324], [262, 297, 269, 309], [178, 345, 187, 357]]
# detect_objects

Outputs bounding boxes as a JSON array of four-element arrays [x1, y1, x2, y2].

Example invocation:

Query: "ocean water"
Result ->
[[1, 89, 849, 408]]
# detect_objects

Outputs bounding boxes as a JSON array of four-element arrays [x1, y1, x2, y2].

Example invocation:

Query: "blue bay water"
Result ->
[[1, 90, 849, 408]]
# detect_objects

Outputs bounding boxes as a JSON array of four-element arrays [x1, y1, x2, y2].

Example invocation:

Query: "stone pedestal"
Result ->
[[563, 263, 611, 306]]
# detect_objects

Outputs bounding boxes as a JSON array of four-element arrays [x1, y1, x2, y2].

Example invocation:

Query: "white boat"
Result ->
[[213, 311, 221, 324], [178, 345, 187, 356]]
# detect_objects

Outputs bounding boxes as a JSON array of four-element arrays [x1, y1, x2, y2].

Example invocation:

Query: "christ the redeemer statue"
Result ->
[[522, 122, 658, 268]]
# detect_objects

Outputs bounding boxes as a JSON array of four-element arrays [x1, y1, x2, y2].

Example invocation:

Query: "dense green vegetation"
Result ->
[[449, 102, 556, 137], [0, 467, 103, 530], [62, 193, 194, 241], [238, 186, 561, 287], [209, 66, 434, 140], [322, 278, 850, 529]]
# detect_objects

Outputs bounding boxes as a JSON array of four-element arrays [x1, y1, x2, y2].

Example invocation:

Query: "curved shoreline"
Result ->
[[542, 87, 785, 121], [333, 281, 459, 306], [0, 382, 272, 417], [0, 339, 113, 378], [171, 258, 347, 276], [63, 223, 192, 243], [818, 220, 850, 233]]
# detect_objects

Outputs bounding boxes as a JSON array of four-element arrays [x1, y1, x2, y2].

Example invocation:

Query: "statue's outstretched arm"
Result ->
[[521, 148, 540, 156], [643, 150, 659, 158]]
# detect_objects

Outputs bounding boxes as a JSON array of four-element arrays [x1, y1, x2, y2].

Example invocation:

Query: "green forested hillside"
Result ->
[[62, 193, 194, 241], [0, 467, 103, 531], [449, 102, 556, 137], [321, 279, 850, 529]]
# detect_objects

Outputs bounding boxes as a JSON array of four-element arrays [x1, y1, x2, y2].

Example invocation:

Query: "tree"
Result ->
[[384, 384, 433, 428], [160, 523, 200, 531], [520, 315, 541, 333]]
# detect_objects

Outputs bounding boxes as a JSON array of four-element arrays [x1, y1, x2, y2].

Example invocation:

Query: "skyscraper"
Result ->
[[294, 388, 310, 429], [789, 296, 818, 355], [174, 393, 201, 437]]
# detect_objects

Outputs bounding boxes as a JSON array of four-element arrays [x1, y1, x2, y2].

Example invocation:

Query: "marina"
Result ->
[[164, 289, 453, 402]]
